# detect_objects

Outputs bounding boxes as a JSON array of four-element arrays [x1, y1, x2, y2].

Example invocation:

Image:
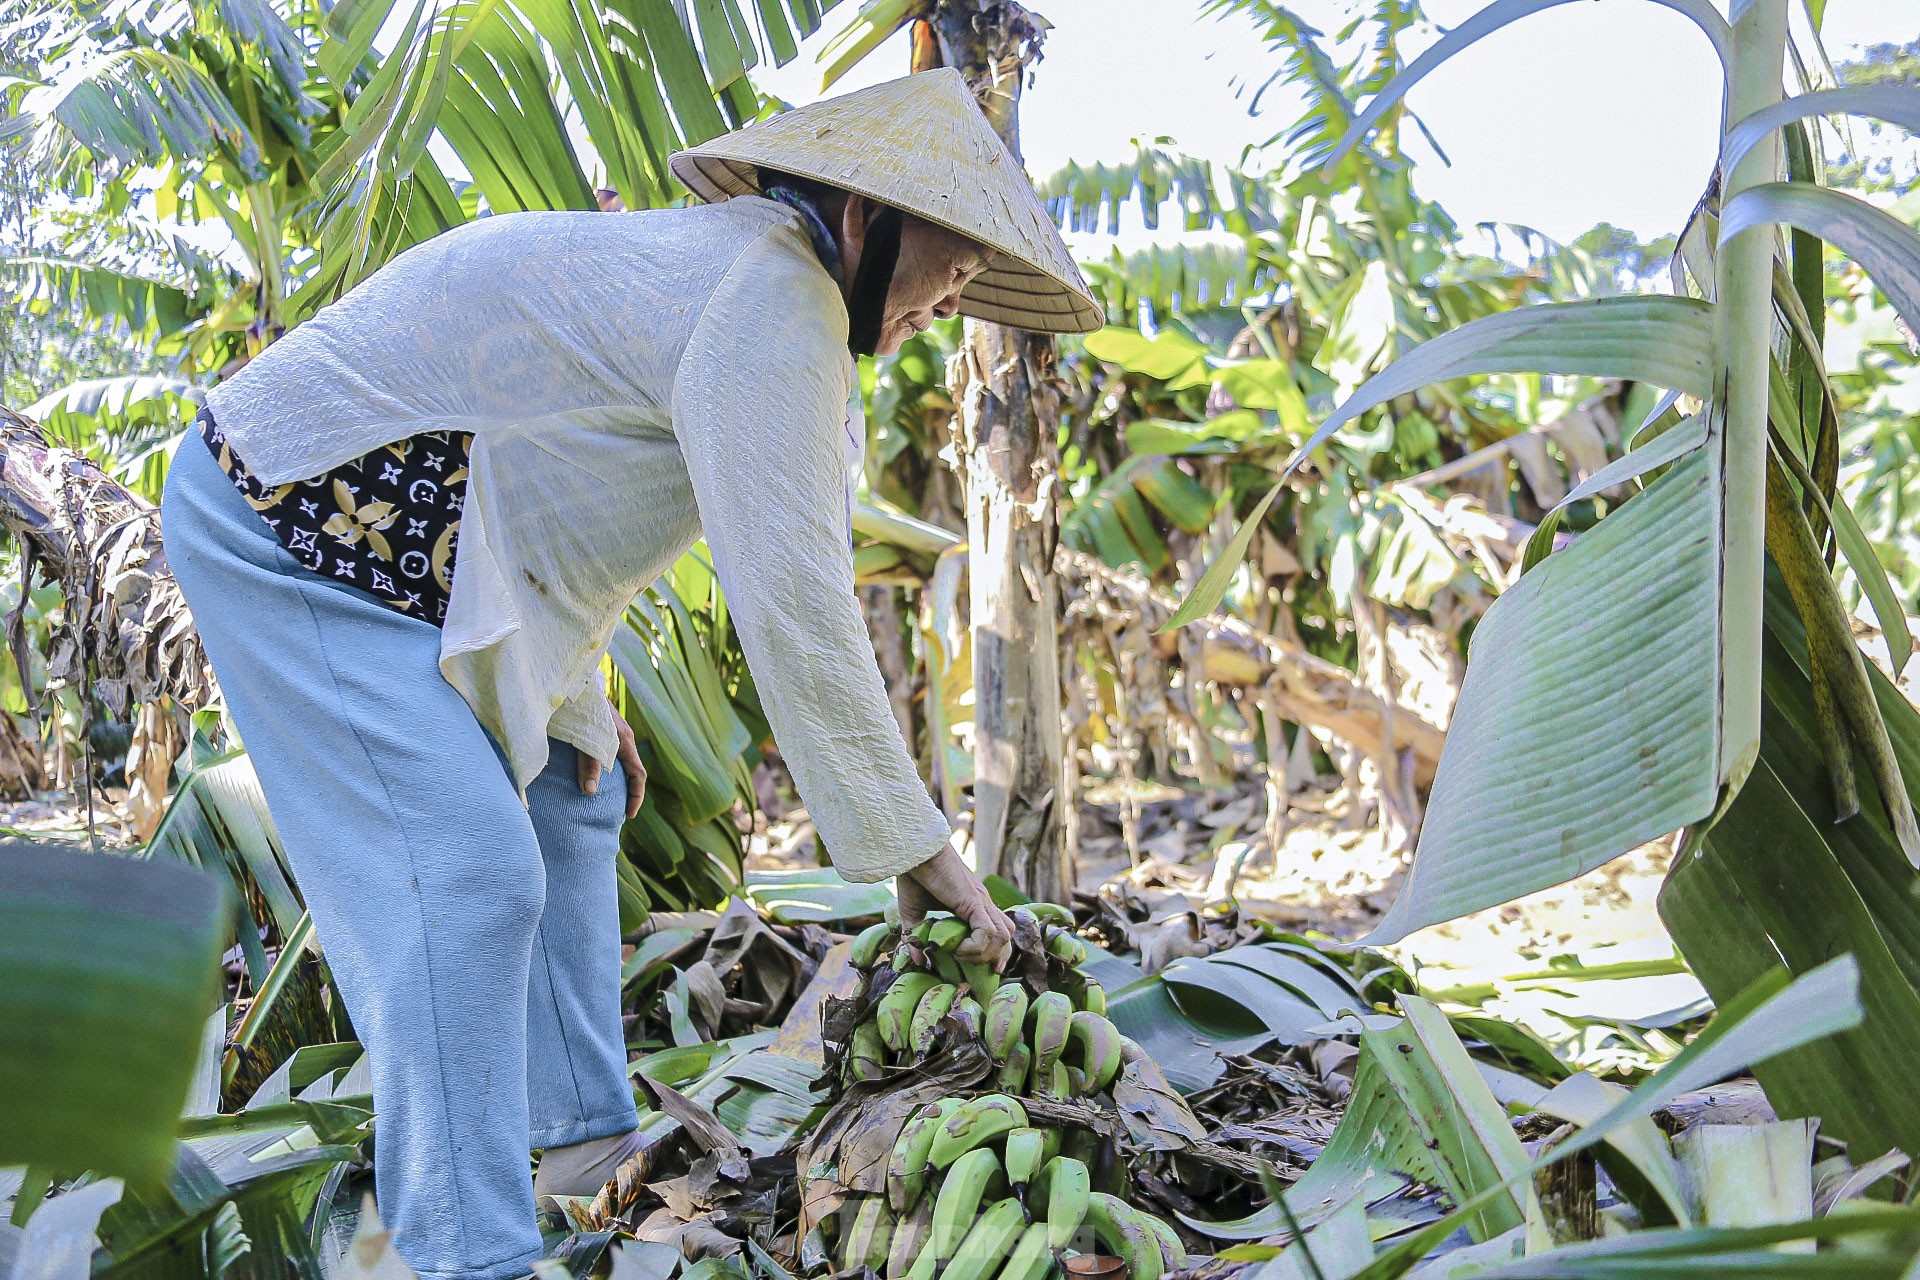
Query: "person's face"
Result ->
[[839, 194, 994, 356]]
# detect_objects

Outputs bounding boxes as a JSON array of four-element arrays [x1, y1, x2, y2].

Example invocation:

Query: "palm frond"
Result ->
[[9, 42, 264, 182]]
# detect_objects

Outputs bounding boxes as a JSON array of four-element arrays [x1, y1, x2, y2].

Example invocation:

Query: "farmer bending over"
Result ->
[[162, 69, 1099, 1280]]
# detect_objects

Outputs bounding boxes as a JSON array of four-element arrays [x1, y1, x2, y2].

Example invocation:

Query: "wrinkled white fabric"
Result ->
[[204, 196, 950, 882]]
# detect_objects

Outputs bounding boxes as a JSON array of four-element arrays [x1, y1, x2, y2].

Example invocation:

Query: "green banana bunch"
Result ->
[[1011, 902, 1074, 930], [843, 1109, 1185, 1280], [841, 1194, 895, 1272], [849, 920, 894, 969], [908, 982, 960, 1054], [847, 1021, 888, 1083], [876, 972, 940, 1053], [843, 901, 1113, 1079], [1032, 1155, 1091, 1250], [1084, 1192, 1167, 1280], [996, 1041, 1033, 1093], [834, 900, 1187, 1280], [1045, 927, 1088, 966], [928, 1147, 1006, 1265], [886, 1199, 933, 1279], [929, 1093, 1028, 1169], [941, 1197, 1027, 1280], [1027, 992, 1074, 1083], [887, 1097, 965, 1211], [1063, 1009, 1123, 1095], [1003, 1126, 1047, 1202], [985, 984, 1031, 1060], [997, 1220, 1055, 1280]]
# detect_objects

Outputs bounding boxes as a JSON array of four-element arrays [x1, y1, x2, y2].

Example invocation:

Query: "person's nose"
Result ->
[[933, 287, 965, 320]]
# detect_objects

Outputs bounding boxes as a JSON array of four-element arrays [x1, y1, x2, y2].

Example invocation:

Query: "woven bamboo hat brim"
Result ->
[[670, 68, 1101, 334]]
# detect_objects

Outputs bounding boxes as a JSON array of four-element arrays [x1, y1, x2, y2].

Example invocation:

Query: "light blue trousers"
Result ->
[[163, 435, 638, 1279]]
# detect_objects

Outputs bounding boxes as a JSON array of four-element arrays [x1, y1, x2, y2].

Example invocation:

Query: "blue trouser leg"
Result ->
[[162, 437, 635, 1279], [523, 742, 637, 1148]]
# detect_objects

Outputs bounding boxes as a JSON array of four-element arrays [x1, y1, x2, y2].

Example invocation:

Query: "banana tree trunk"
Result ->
[[918, 2, 1070, 902]]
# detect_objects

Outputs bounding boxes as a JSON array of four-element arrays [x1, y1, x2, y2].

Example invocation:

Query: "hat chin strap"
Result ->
[[845, 206, 903, 358]]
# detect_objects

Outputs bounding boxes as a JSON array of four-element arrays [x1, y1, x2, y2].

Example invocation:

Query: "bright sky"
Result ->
[[754, 0, 1918, 249]]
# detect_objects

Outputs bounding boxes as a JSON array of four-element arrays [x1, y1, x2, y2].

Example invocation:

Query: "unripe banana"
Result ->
[[933, 948, 968, 986], [1045, 928, 1088, 966], [909, 982, 960, 1055], [910, 916, 940, 944], [1065, 1011, 1123, 1095], [1065, 1065, 1088, 1097], [929, 1147, 1006, 1264], [941, 1196, 1027, 1280], [1033, 1057, 1072, 1100], [1027, 992, 1074, 1080], [1002, 1127, 1047, 1200], [1080, 979, 1107, 1016], [928, 1094, 1029, 1169], [1085, 1193, 1163, 1280], [841, 1194, 895, 1272], [961, 959, 1002, 1003], [1041, 1128, 1062, 1163], [847, 1020, 887, 1082], [877, 973, 940, 1053], [997, 1220, 1055, 1280], [887, 1199, 934, 1279], [888, 1098, 964, 1211], [996, 1041, 1033, 1093], [849, 921, 895, 969], [1034, 1156, 1091, 1250], [985, 985, 1031, 1061], [952, 995, 985, 1039], [926, 917, 970, 953], [1026, 902, 1075, 928], [1142, 1213, 1188, 1272]]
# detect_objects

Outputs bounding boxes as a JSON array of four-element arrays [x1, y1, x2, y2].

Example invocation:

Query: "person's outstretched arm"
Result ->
[[673, 225, 1010, 966]]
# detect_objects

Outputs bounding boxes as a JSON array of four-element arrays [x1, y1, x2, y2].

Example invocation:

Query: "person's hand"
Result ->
[[898, 842, 1014, 971], [579, 700, 647, 818]]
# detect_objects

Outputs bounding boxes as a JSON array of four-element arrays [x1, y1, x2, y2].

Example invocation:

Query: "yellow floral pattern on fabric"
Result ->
[[198, 409, 472, 624]]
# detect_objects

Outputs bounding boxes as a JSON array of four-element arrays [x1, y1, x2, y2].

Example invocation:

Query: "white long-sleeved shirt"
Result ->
[[203, 196, 950, 883]]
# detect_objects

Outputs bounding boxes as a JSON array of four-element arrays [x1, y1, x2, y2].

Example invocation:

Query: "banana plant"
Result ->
[[1178, 956, 1869, 1270], [1172, 1, 1920, 951], [611, 549, 770, 919]]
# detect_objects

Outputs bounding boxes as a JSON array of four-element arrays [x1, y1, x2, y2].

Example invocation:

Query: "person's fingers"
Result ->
[[896, 871, 935, 930], [953, 899, 1015, 969], [617, 725, 647, 818], [623, 760, 646, 817], [578, 751, 602, 798]]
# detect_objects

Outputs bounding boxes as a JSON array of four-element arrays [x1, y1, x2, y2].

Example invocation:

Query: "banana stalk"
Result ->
[[1711, 0, 1791, 793]]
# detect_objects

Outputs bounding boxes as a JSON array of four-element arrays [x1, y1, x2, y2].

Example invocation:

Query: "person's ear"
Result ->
[[839, 193, 871, 272]]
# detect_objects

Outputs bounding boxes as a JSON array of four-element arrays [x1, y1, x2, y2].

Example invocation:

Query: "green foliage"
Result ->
[[613, 551, 766, 917], [1661, 574, 1920, 1161], [0, 842, 227, 1182]]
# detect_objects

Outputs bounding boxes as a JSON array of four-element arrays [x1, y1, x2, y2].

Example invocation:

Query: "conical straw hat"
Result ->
[[671, 68, 1101, 334]]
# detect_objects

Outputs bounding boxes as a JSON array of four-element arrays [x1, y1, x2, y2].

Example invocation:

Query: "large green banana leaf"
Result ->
[[1364, 441, 1720, 942]]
